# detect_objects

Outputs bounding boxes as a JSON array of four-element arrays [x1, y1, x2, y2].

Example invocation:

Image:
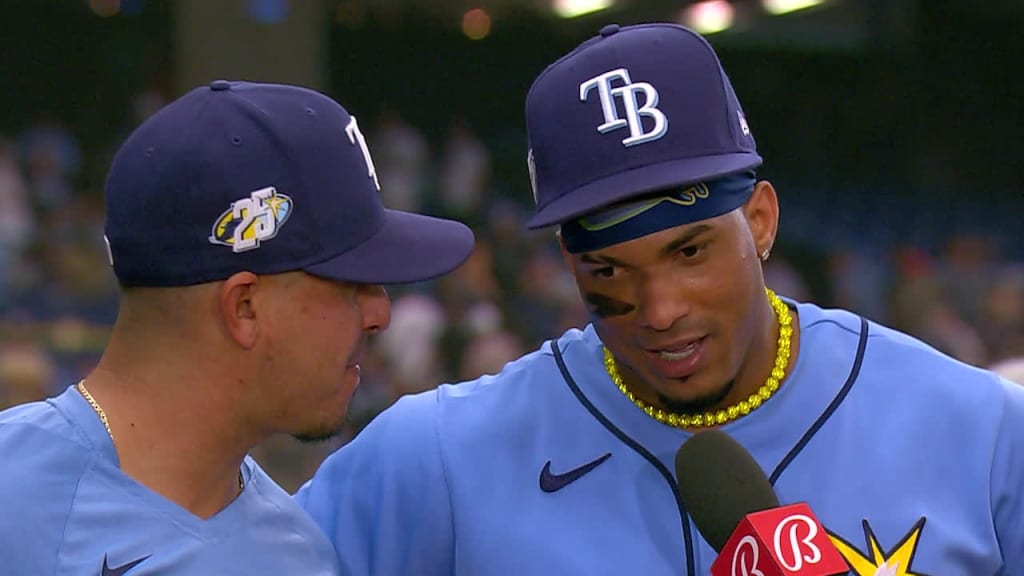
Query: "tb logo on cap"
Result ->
[[580, 68, 668, 147], [345, 116, 380, 191]]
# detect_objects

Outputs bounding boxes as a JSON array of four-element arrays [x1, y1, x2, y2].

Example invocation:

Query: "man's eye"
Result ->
[[680, 242, 710, 259], [592, 266, 616, 279]]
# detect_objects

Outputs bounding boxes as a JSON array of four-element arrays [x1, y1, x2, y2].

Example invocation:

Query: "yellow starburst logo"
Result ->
[[828, 518, 930, 576]]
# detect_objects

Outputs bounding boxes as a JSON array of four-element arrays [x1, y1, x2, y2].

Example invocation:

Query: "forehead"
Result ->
[[269, 271, 355, 296]]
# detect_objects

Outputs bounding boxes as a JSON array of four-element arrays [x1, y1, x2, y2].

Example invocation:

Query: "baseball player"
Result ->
[[297, 24, 1024, 575], [0, 80, 474, 574]]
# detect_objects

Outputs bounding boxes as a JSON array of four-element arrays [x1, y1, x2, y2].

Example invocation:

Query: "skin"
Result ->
[[81, 270, 390, 518], [561, 181, 800, 419]]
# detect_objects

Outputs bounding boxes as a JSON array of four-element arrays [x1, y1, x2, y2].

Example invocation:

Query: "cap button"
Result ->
[[599, 24, 620, 37], [209, 80, 232, 91]]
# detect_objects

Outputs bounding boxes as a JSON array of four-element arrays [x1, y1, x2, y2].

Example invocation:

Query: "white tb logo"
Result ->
[[231, 187, 279, 252], [579, 68, 668, 147], [772, 514, 823, 571], [345, 115, 380, 191], [731, 536, 766, 576]]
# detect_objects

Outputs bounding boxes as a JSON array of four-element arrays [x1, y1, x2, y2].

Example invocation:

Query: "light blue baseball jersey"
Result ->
[[0, 386, 341, 575], [297, 301, 1024, 575]]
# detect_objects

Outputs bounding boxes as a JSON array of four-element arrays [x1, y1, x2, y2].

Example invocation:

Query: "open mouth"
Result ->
[[658, 339, 703, 361], [645, 337, 707, 379]]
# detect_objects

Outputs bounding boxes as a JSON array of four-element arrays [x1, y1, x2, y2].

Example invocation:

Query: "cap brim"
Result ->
[[304, 209, 474, 284], [526, 152, 762, 229]]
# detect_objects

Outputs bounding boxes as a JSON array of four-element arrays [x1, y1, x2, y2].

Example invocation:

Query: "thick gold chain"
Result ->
[[604, 287, 793, 429]]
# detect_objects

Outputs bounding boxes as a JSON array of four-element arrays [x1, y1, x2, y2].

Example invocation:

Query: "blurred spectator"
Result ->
[[825, 246, 890, 322], [19, 117, 81, 215], [990, 357, 1024, 386], [763, 254, 811, 302], [438, 117, 492, 225], [938, 232, 998, 326], [0, 139, 35, 301], [375, 292, 448, 394], [370, 107, 430, 212], [979, 264, 1024, 362], [0, 337, 55, 410], [459, 329, 524, 381]]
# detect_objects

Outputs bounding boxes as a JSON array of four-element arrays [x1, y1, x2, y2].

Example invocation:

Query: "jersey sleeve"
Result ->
[[0, 417, 89, 576], [295, 390, 455, 576], [990, 376, 1024, 569]]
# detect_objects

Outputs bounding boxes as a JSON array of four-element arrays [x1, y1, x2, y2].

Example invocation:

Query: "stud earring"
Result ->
[[760, 249, 771, 261]]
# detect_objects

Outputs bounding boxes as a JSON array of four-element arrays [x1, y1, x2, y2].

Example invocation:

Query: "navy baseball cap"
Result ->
[[104, 80, 474, 287], [525, 23, 762, 229]]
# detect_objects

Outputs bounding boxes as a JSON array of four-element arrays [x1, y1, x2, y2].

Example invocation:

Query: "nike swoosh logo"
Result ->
[[539, 453, 612, 493], [102, 554, 150, 576]]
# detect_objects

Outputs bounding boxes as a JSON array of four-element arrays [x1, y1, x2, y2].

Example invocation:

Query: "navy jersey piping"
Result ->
[[550, 339, 696, 576], [768, 316, 869, 484]]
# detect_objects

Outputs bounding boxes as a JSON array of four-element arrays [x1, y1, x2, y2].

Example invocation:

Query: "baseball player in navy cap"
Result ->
[[298, 24, 1024, 575], [0, 80, 474, 574]]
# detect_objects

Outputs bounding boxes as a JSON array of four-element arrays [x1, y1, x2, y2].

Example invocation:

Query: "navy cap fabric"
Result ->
[[104, 80, 474, 286], [525, 23, 762, 229]]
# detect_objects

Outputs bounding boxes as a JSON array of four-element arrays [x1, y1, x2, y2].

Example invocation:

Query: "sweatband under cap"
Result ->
[[560, 171, 756, 253]]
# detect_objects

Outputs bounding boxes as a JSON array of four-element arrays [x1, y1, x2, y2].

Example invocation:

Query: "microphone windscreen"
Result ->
[[675, 429, 780, 552]]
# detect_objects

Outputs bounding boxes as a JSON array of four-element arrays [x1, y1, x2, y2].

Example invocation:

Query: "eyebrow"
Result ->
[[660, 224, 713, 257], [579, 224, 714, 266]]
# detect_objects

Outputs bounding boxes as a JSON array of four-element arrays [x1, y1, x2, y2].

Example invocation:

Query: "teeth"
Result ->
[[659, 341, 698, 361]]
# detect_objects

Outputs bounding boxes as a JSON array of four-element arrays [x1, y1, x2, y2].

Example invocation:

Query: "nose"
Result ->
[[636, 274, 690, 332], [357, 284, 391, 335]]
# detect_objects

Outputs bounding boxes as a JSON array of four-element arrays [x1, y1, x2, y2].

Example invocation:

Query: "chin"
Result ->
[[657, 377, 734, 414], [291, 410, 349, 444], [293, 422, 345, 444]]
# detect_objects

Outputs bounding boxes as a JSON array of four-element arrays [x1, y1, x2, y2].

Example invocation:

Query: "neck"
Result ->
[[84, 329, 258, 519], [717, 294, 797, 409]]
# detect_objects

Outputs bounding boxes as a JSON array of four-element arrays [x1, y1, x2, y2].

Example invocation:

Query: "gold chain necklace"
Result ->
[[76, 380, 244, 492], [77, 380, 114, 440], [604, 287, 793, 429]]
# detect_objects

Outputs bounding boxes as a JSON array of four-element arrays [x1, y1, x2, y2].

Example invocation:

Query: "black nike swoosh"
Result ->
[[102, 554, 150, 576], [539, 453, 612, 493]]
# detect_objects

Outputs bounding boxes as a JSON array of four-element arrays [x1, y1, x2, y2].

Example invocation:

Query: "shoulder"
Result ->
[[0, 394, 95, 479], [295, 329, 589, 506], [0, 395, 97, 570], [797, 300, 1011, 410], [436, 327, 591, 406], [244, 458, 338, 542]]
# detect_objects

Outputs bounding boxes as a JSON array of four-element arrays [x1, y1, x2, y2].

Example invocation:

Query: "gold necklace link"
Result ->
[[77, 380, 114, 441], [604, 287, 793, 429]]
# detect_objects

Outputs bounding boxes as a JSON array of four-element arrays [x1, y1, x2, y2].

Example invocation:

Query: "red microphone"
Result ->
[[675, 430, 848, 576]]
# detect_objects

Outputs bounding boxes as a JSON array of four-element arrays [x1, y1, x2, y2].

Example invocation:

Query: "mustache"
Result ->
[[583, 292, 635, 318]]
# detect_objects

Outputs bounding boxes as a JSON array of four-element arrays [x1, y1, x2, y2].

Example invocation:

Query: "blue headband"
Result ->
[[560, 172, 756, 254]]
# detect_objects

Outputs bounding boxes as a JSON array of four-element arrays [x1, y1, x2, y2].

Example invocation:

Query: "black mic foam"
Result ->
[[675, 429, 779, 552]]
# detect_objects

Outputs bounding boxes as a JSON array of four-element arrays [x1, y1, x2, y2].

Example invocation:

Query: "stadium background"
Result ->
[[0, 0, 1021, 492]]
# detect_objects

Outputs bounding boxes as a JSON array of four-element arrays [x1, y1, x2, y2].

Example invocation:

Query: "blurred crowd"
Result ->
[[1, 98, 1022, 492]]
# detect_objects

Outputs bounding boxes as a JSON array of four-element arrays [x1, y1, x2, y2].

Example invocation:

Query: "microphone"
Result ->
[[675, 430, 848, 576]]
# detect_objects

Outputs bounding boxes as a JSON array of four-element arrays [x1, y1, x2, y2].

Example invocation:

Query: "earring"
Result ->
[[760, 249, 771, 261]]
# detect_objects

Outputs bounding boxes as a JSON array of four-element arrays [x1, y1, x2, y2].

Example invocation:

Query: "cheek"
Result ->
[[313, 301, 364, 358]]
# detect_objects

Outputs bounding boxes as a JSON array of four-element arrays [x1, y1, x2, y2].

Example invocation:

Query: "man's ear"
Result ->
[[219, 272, 260, 350], [743, 180, 780, 259]]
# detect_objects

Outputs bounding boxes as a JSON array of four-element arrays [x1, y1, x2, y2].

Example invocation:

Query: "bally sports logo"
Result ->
[[712, 503, 849, 576], [731, 514, 824, 576]]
